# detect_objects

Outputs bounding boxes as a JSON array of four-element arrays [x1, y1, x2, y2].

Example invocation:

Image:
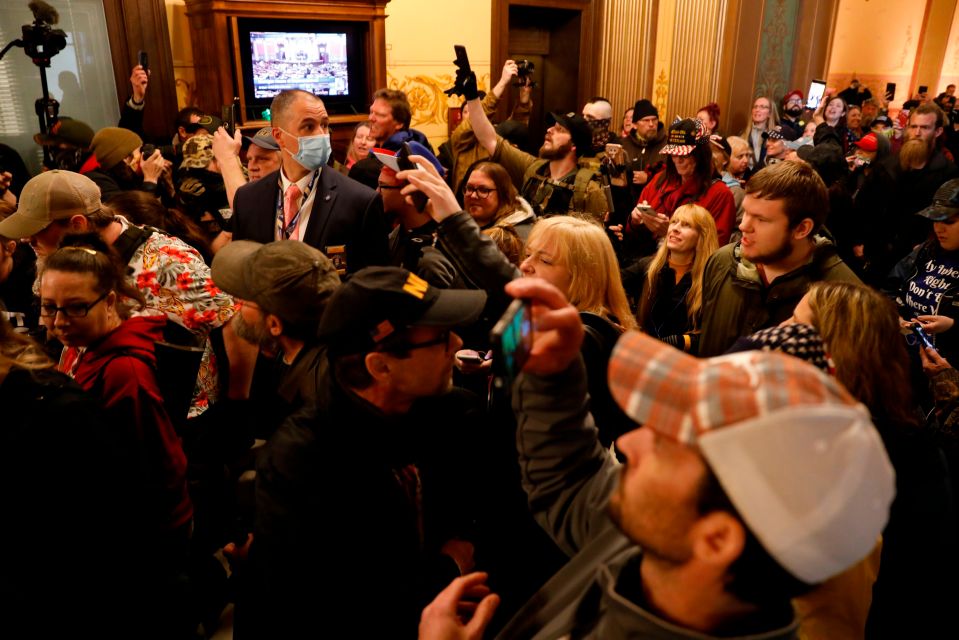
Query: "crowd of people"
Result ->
[[0, 55, 957, 639]]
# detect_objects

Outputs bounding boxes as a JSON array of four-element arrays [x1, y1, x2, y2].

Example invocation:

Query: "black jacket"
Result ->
[[246, 362, 483, 638], [230, 167, 388, 274]]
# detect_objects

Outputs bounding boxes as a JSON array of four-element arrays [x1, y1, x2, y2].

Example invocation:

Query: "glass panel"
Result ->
[[0, 1, 120, 175]]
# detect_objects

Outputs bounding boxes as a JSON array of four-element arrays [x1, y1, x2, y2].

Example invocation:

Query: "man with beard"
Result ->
[[461, 69, 607, 219], [779, 90, 806, 140], [418, 276, 894, 640], [211, 239, 339, 420], [620, 99, 667, 190], [697, 161, 859, 356], [866, 102, 959, 276]]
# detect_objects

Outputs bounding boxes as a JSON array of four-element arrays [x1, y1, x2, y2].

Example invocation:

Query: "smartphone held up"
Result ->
[[490, 298, 533, 389]]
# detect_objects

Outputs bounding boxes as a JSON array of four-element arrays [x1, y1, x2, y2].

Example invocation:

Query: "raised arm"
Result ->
[[211, 127, 247, 210]]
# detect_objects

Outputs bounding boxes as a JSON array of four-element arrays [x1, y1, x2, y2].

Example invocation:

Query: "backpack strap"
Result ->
[[571, 166, 601, 212]]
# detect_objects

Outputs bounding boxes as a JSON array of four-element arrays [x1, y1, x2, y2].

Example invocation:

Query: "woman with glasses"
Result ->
[[460, 161, 535, 240], [39, 235, 193, 634]]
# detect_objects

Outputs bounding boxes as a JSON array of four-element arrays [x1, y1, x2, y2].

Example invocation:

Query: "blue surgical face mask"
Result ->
[[281, 128, 331, 170]]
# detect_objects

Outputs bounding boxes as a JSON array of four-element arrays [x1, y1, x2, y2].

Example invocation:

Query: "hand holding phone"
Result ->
[[806, 80, 826, 110], [911, 323, 936, 350], [490, 298, 533, 389], [397, 142, 429, 212], [221, 99, 238, 137]]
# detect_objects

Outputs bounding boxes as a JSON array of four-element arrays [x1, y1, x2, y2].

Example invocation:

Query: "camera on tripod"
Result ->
[[21, 1, 67, 65], [0, 2, 71, 166]]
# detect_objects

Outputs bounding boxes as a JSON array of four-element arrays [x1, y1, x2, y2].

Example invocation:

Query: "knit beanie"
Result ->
[[90, 127, 143, 170], [632, 99, 659, 122]]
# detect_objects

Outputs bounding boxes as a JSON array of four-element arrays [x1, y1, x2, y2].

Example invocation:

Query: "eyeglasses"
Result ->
[[40, 291, 109, 318], [464, 185, 494, 199], [383, 329, 451, 353]]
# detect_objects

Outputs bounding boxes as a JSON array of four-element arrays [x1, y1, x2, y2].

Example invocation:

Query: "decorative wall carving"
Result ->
[[387, 71, 491, 130], [754, 0, 800, 103]]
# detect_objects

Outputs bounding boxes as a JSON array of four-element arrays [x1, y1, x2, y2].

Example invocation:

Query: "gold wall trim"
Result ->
[[666, 0, 726, 119], [596, 0, 657, 121], [387, 72, 492, 146]]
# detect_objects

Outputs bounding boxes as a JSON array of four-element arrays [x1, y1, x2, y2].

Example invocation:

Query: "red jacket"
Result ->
[[638, 174, 737, 245], [68, 315, 192, 532]]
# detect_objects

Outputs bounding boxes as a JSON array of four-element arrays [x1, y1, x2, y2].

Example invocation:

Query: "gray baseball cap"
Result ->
[[211, 240, 340, 325], [244, 126, 280, 151]]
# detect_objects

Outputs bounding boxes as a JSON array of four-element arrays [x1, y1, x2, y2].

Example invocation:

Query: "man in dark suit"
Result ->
[[225, 89, 388, 275]]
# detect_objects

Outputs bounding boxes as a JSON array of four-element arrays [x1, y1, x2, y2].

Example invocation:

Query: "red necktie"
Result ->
[[283, 183, 302, 238]]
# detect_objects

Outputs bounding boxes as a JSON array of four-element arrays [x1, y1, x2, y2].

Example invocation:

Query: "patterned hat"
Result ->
[[180, 133, 214, 170], [917, 178, 959, 221], [607, 330, 894, 584], [661, 117, 709, 156], [762, 126, 786, 141], [726, 323, 835, 375]]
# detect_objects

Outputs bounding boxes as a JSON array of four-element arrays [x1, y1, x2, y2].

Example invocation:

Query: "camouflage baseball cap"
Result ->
[[180, 133, 214, 170]]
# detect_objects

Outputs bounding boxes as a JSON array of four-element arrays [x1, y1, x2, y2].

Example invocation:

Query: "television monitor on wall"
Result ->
[[235, 17, 370, 120]]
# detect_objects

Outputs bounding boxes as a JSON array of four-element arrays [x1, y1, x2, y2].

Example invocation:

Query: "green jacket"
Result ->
[[698, 238, 860, 357]]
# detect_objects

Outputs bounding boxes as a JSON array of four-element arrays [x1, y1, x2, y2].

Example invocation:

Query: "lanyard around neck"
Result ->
[[276, 170, 319, 239]]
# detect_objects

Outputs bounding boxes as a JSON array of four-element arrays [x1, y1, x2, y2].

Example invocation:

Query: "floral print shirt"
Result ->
[[62, 217, 236, 417]]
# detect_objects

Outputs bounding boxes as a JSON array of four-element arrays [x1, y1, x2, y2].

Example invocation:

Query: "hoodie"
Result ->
[[71, 315, 192, 533]]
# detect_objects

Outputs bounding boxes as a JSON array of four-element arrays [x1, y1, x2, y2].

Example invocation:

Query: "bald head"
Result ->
[[270, 90, 324, 130], [583, 99, 613, 122]]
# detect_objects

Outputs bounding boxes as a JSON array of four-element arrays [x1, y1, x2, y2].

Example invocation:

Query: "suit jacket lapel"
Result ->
[[303, 168, 338, 248], [256, 169, 282, 242]]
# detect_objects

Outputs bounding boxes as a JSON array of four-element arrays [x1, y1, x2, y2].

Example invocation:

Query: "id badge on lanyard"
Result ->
[[276, 170, 319, 240]]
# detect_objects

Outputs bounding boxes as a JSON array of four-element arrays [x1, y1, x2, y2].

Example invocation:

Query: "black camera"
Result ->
[[514, 59, 537, 88], [21, 1, 67, 66]]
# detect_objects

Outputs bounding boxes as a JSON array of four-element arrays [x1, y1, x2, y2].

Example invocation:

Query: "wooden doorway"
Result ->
[[491, 0, 599, 146]]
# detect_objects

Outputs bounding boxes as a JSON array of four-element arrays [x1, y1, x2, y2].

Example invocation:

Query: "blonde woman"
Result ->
[[741, 96, 780, 168], [518, 216, 639, 443], [520, 216, 636, 330], [625, 204, 719, 354]]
